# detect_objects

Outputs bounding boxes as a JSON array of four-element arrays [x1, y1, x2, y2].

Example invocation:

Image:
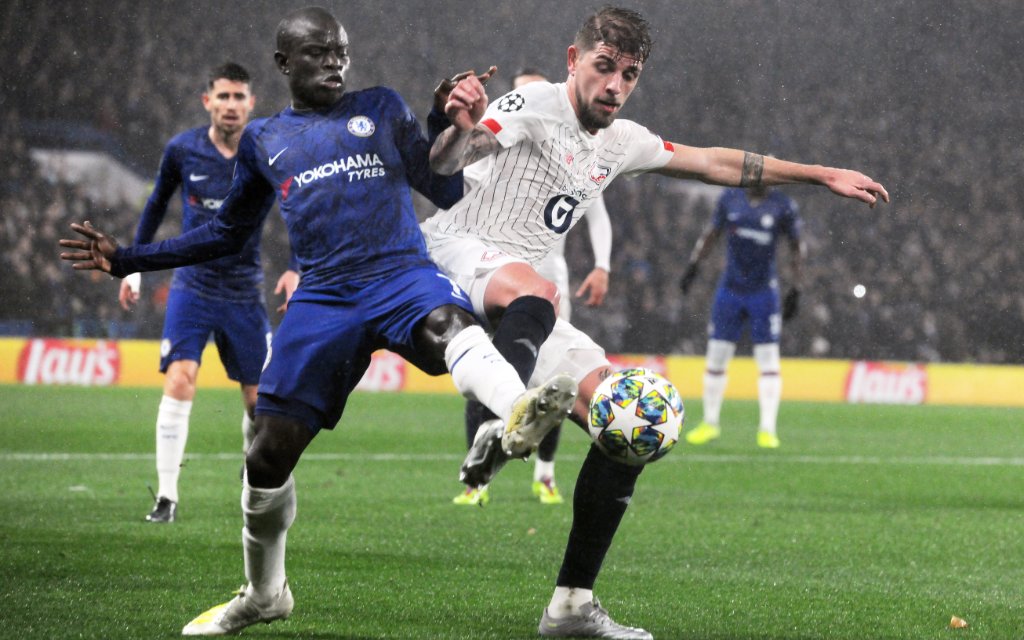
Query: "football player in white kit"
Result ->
[[451, 67, 613, 507], [427, 7, 887, 638]]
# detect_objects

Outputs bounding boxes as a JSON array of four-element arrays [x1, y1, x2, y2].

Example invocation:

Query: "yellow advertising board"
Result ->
[[1, 337, 1022, 407]]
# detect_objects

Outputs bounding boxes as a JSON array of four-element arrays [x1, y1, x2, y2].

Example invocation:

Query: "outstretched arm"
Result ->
[[429, 68, 502, 175], [61, 130, 274, 278], [655, 146, 889, 207]]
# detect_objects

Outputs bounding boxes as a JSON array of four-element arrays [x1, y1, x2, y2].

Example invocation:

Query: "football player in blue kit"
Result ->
[[117, 62, 300, 524], [60, 7, 576, 636], [679, 183, 805, 448]]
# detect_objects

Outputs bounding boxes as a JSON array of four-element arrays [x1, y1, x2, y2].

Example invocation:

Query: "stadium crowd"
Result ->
[[2, 0, 1021, 363]]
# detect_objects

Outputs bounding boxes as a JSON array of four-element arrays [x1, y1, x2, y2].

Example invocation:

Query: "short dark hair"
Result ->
[[207, 62, 251, 90], [574, 6, 652, 63], [512, 67, 547, 82]]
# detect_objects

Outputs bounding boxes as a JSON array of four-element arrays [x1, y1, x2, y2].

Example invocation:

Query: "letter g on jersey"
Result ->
[[544, 194, 579, 233]]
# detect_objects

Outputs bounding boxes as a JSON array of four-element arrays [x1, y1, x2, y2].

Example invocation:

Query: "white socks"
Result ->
[[445, 326, 525, 425], [754, 343, 782, 435], [547, 586, 594, 617], [534, 459, 555, 483], [242, 412, 256, 453], [242, 473, 296, 604], [702, 340, 735, 426], [155, 395, 192, 503]]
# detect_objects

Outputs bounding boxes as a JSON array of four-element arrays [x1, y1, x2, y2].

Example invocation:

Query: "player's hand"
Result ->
[[678, 263, 699, 294], [274, 269, 300, 314], [59, 221, 119, 273], [118, 274, 141, 311], [782, 287, 800, 320], [575, 268, 609, 307], [822, 168, 889, 208], [444, 66, 497, 131], [434, 66, 496, 114]]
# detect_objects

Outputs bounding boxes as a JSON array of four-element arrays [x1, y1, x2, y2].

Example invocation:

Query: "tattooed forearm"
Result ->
[[739, 152, 764, 187], [429, 126, 501, 175]]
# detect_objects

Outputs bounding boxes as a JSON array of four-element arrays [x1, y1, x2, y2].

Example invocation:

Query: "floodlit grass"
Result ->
[[1, 385, 1023, 638]]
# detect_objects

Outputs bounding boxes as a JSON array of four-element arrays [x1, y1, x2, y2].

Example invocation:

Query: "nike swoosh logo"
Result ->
[[268, 148, 288, 165], [189, 173, 209, 182], [514, 338, 539, 359]]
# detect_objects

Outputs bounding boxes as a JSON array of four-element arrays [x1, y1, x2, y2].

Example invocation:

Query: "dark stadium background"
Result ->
[[2, 0, 1020, 363]]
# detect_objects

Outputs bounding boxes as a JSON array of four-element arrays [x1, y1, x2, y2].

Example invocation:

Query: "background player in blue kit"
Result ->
[[679, 183, 805, 448], [118, 62, 299, 524], [60, 7, 576, 636]]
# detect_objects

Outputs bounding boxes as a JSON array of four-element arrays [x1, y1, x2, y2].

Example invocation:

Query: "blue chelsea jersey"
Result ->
[[713, 188, 801, 293], [236, 87, 459, 288], [111, 87, 463, 285], [135, 127, 271, 302]]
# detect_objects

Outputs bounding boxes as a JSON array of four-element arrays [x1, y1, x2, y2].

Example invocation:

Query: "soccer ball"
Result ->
[[588, 368, 685, 466]]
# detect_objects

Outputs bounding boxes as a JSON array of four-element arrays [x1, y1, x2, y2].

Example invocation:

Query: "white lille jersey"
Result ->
[[424, 81, 673, 266]]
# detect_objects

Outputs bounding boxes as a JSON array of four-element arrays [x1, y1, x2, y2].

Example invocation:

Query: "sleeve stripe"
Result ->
[[482, 118, 502, 134], [663, 140, 674, 151]]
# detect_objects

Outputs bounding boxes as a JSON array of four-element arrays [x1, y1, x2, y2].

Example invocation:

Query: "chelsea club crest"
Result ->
[[347, 116, 375, 137]]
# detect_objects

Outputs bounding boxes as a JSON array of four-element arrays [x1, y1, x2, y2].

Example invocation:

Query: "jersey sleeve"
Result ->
[[389, 89, 464, 209], [477, 81, 558, 148], [585, 194, 613, 272], [615, 120, 674, 177], [133, 140, 183, 244], [109, 130, 274, 278]]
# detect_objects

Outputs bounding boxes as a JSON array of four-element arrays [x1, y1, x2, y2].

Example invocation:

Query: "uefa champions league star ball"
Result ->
[[588, 368, 685, 466]]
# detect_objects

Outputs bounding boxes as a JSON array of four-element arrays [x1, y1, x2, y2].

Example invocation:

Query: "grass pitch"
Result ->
[[1, 385, 1022, 639]]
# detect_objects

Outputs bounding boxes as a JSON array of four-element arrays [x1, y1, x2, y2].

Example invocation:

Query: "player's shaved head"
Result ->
[[276, 6, 342, 53], [274, 6, 350, 110]]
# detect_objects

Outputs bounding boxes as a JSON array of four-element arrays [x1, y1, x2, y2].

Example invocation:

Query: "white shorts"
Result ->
[[422, 226, 608, 385], [529, 318, 609, 387], [422, 227, 524, 324], [536, 251, 571, 320]]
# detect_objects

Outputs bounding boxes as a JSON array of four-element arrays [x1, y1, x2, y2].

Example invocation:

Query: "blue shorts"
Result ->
[[255, 264, 474, 434], [709, 285, 780, 344], [160, 287, 271, 384]]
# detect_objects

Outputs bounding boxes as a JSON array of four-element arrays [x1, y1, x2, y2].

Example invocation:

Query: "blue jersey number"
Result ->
[[544, 195, 579, 234]]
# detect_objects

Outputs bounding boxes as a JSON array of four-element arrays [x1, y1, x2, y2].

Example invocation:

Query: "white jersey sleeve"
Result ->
[[611, 119, 674, 177], [585, 195, 612, 272], [479, 81, 562, 148]]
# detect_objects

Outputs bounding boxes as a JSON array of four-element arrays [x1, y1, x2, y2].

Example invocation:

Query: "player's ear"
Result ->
[[567, 45, 579, 75], [274, 51, 289, 75], [201, 92, 212, 112]]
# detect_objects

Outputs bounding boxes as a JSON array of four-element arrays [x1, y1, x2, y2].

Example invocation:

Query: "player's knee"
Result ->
[[244, 418, 310, 488], [522, 279, 560, 307], [753, 343, 780, 374], [164, 366, 197, 399], [418, 304, 479, 360]]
